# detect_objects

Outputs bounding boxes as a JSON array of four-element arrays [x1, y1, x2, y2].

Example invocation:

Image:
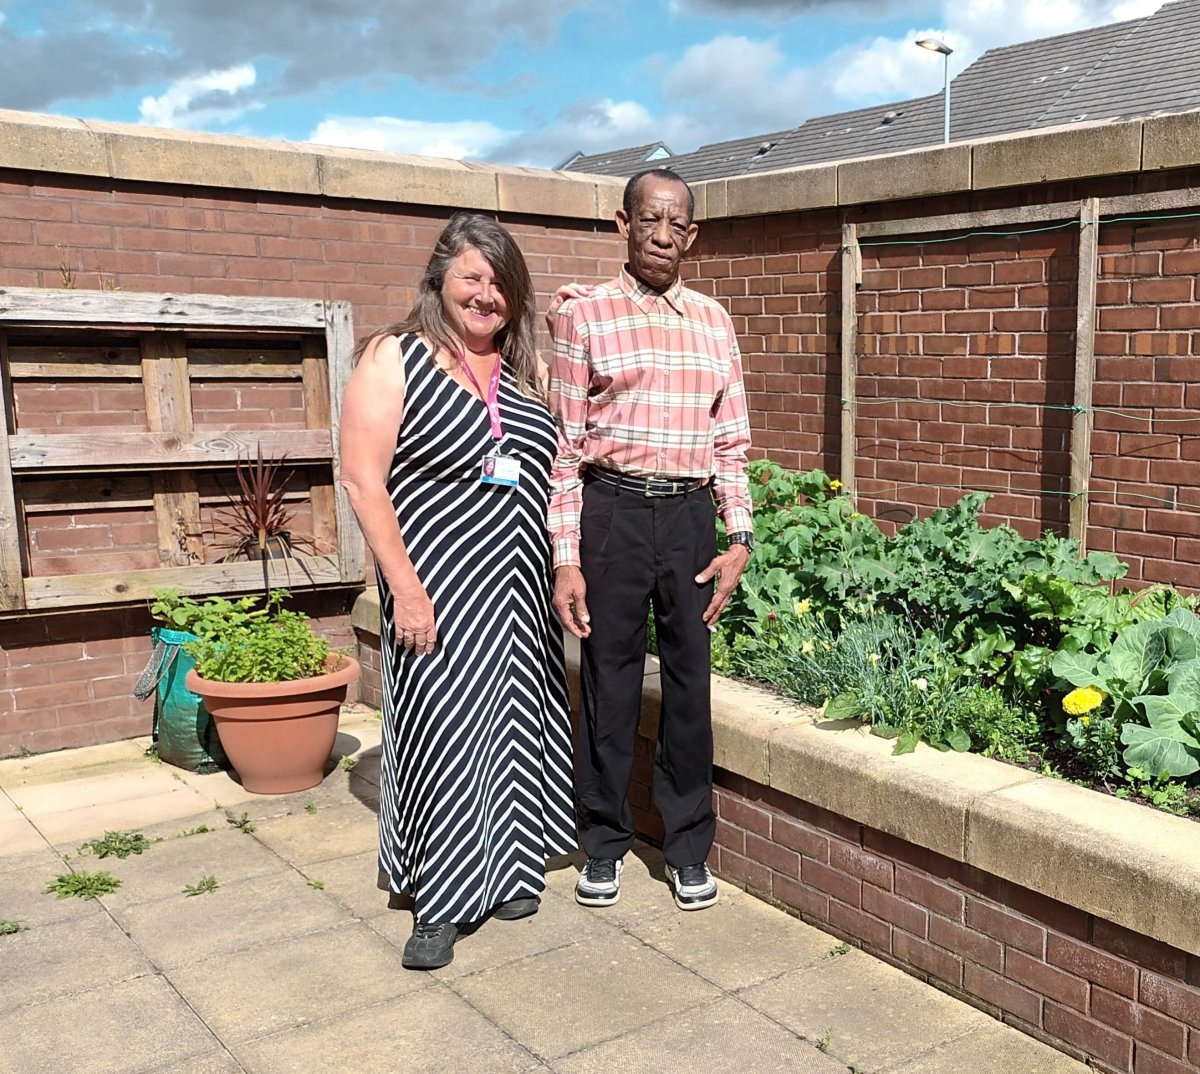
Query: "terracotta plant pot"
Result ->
[[185, 655, 360, 794]]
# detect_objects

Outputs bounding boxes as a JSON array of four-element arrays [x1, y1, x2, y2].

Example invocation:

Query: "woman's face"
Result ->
[[441, 245, 509, 353]]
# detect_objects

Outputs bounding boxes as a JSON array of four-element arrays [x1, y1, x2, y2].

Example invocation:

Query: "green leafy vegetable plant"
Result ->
[[44, 871, 121, 900]]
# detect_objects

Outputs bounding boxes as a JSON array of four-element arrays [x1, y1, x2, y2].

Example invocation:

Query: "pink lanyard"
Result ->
[[457, 351, 504, 441]]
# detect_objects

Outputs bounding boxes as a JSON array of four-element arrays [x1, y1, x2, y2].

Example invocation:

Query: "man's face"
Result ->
[[617, 176, 698, 292]]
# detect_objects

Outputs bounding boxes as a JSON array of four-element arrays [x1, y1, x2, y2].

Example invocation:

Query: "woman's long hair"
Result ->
[[353, 213, 542, 399]]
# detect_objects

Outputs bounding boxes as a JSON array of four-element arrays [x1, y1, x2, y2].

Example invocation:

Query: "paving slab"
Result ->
[[0, 857, 108, 929], [145, 1051, 247, 1074], [294, 847, 390, 919], [93, 826, 291, 905], [0, 736, 147, 792], [370, 877, 613, 981], [883, 1022, 1089, 1073], [542, 844, 678, 928], [250, 799, 380, 864], [0, 806, 55, 863], [108, 867, 347, 970], [0, 973, 217, 1074], [453, 930, 723, 1061], [169, 920, 430, 1045], [740, 949, 992, 1071], [552, 995, 848, 1074], [2, 911, 155, 1010], [231, 988, 543, 1074], [625, 884, 839, 990]]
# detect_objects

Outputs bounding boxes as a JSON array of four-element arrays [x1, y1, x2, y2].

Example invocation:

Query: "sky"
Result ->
[[0, 0, 1167, 169]]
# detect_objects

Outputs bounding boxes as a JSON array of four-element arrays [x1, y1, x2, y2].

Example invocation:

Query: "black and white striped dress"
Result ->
[[377, 333, 576, 925]]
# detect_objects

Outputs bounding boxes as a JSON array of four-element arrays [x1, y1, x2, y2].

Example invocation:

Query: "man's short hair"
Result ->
[[623, 169, 694, 225]]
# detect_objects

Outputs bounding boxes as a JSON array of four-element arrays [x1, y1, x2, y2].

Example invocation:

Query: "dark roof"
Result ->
[[555, 141, 674, 176], [563, 0, 1200, 183]]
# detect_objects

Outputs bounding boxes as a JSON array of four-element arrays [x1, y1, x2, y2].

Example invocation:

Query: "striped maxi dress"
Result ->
[[376, 333, 576, 925]]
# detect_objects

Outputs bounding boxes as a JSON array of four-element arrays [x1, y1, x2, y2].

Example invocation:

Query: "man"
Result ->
[[547, 168, 753, 912]]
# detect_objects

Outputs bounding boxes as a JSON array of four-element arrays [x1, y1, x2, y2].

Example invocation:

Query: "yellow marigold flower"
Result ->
[[801, 639, 815, 655], [1080, 715, 1091, 727], [830, 479, 843, 490], [794, 598, 812, 616], [868, 653, 880, 665], [1062, 686, 1106, 715]]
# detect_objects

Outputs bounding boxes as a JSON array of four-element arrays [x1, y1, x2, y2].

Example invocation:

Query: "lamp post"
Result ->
[[915, 37, 953, 144]]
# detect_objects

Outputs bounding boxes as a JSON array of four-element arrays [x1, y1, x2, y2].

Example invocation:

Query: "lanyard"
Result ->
[[457, 350, 504, 441]]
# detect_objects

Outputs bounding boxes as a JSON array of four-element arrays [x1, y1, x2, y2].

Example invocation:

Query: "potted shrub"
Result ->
[[177, 589, 360, 794]]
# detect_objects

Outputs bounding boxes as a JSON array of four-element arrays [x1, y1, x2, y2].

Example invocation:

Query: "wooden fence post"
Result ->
[[1069, 198, 1100, 551]]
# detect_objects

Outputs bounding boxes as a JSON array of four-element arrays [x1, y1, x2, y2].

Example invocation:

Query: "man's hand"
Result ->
[[552, 565, 591, 639], [695, 544, 751, 629], [545, 283, 595, 332]]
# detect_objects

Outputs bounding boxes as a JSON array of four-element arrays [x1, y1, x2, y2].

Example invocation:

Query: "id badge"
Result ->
[[481, 451, 520, 488]]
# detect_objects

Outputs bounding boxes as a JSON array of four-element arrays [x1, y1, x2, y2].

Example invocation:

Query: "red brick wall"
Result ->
[[683, 169, 1200, 587], [0, 168, 623, 754]]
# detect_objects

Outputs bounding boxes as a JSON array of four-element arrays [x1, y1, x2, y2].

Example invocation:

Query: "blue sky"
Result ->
[[0, 0, 1164, 168]]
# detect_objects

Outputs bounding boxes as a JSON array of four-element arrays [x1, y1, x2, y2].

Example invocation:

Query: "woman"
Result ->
[[339, 213, 576, 970]]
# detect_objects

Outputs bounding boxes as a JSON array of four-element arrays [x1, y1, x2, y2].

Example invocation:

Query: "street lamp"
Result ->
[[915, 37, 953, 145]]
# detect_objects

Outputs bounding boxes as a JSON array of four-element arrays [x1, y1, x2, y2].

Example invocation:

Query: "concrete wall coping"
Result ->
[[351, 585, 1200, 957], [4, 106, 1200, 223]]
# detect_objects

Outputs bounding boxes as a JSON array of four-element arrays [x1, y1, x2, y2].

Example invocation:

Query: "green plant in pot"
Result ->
[[174, 588, 360, 795]]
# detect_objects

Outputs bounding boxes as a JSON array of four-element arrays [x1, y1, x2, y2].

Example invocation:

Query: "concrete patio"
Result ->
[[0, 708, 1089, 1074]]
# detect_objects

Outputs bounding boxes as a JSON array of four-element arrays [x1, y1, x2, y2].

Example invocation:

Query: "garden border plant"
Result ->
[[716, 460, 1200, 816]]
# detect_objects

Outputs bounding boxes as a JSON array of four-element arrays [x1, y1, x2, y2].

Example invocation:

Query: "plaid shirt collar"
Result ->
[[618, 264, 687, 315]]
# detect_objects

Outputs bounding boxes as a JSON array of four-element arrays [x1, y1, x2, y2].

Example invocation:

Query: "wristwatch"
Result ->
[[727, 530, 755, 554]]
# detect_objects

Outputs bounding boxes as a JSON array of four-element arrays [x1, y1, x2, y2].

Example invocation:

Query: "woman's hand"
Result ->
[[392, 583, 437, 656], [545, 282, 595, 331]]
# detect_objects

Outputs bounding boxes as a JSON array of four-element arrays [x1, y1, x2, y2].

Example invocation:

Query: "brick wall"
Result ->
[[683, 169, 1200, 586], [0, 168, 623, 754]]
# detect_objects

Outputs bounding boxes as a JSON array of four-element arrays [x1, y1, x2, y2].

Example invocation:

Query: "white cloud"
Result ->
[[485, 98, 658, 167], [308, 116, 512, 161], [138, 64, 259, 128]]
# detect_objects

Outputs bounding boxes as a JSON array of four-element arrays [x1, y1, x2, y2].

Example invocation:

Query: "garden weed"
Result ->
[[44, 871, 121, 900], [225, 810, 256, 834], [183, 874, 218, 897], [0, 919, 24, 935], [80, 830, 158, 859]]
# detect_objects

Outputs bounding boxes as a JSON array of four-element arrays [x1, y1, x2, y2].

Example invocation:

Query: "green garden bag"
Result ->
[[134, 626, 229, 773]]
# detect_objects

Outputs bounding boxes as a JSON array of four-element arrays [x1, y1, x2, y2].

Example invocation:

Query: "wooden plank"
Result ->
[[840, 223, 860, 498], [22, 556, 343, 610], [0, 336, 27, 609], [853, 187, 1200, 244], [855, 201, 1078, 240], [1069, 198, 1101, 552], [324, 301, 366, 583], [0, 286, 325, 329], [142, 333, 205, 568], [300, 335, 337, 553], [10, 429, 333, 472]]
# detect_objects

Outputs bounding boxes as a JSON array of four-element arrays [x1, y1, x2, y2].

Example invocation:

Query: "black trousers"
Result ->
[[574, 475, 717, 868]]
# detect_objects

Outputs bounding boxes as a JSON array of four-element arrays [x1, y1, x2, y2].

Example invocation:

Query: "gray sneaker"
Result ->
[[666, 863, 718, 910], [575, 857, 622, 906], [402, 921, 458, 969]]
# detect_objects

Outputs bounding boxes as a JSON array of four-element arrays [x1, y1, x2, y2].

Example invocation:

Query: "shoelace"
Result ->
[[675, 864, 709, 887], [413, 922, 448, 939], [585, 858, 617, 883]]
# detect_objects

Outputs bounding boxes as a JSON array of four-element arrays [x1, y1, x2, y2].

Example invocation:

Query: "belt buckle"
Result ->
[[643, 477, 675, 497]]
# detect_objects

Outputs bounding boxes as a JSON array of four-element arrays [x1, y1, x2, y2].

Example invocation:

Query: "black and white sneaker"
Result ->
[[575, 857, 622, 906], [402, 921, 458, 969], [666, 863, 718, 910]]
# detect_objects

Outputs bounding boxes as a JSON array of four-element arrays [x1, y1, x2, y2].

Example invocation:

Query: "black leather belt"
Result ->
[[588, 466, 710, 498]]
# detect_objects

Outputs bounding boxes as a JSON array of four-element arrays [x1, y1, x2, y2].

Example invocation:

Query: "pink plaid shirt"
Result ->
[[548, 267, 753, 569]]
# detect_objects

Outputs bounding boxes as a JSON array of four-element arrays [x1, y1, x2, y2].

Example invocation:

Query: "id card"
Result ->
[[481, 452, 520, 487]]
